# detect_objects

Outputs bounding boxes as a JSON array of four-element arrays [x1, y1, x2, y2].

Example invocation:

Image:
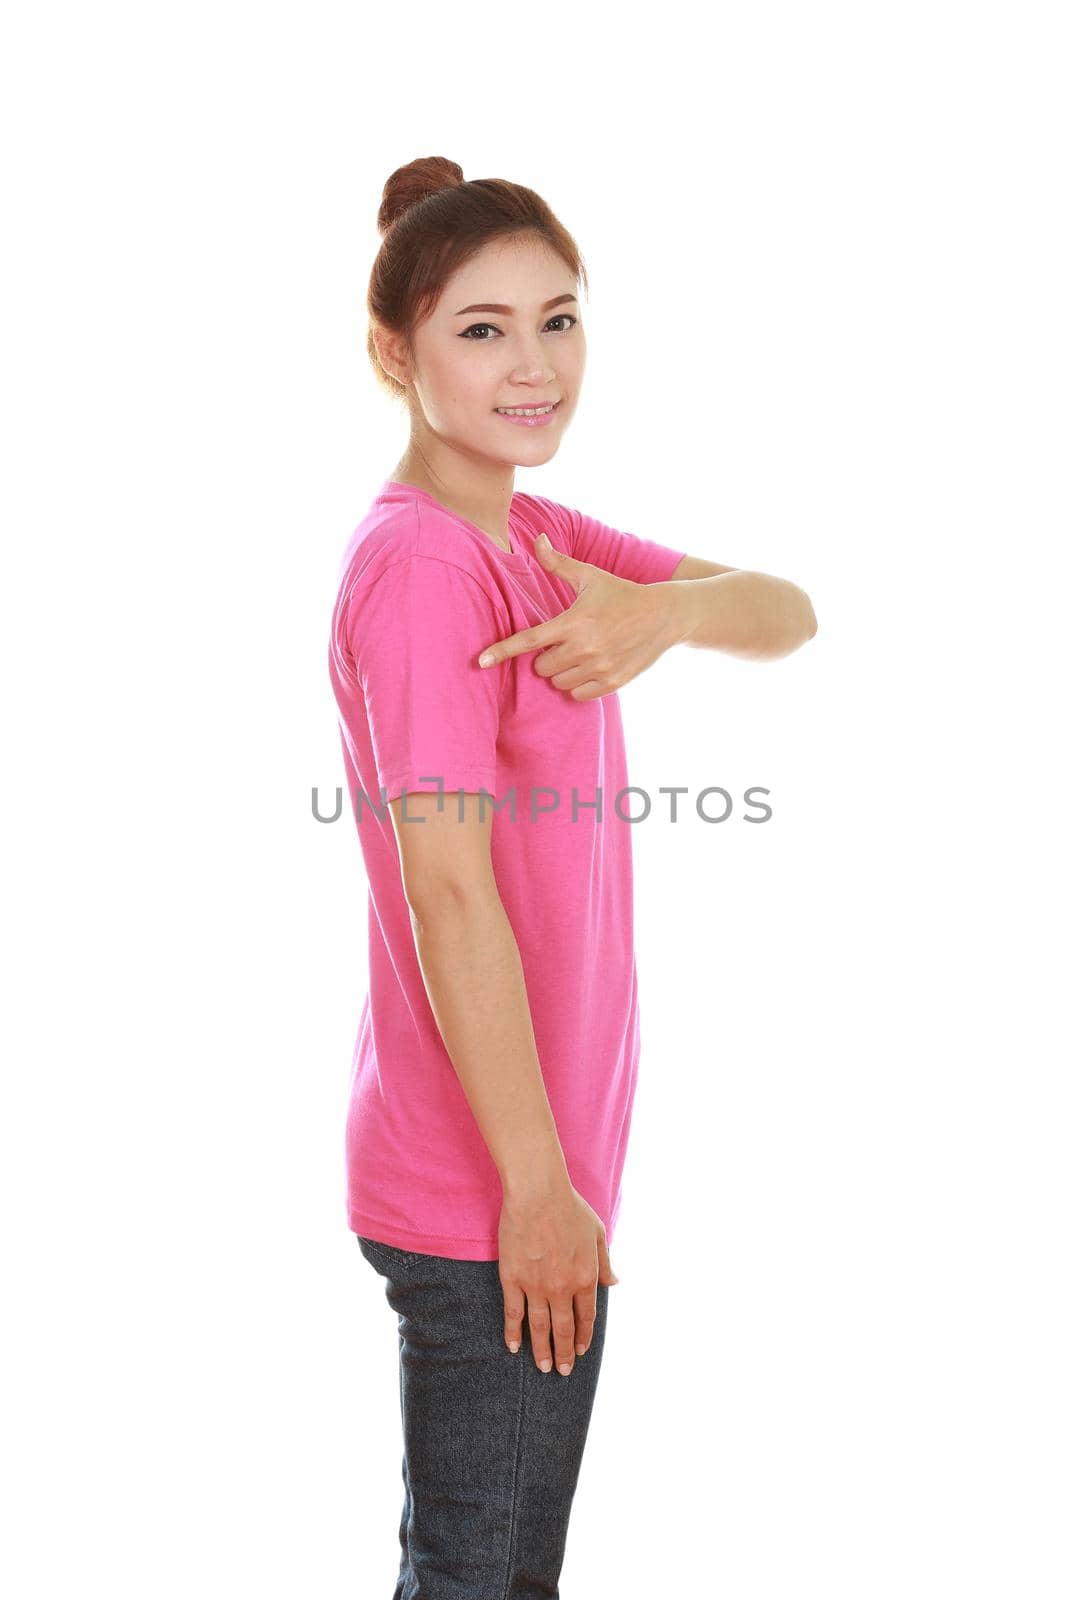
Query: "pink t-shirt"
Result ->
[[328, 480, 685, 1260]]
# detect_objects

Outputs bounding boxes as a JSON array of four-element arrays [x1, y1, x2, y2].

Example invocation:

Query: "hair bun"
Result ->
[[378, 156, 464, 234]]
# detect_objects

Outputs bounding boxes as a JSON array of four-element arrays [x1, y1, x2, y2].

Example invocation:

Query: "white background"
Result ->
[[3, 2, 1073, 1595]]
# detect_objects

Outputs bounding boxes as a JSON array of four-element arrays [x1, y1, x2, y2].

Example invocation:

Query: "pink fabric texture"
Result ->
[[328, 480, 686, 1260]]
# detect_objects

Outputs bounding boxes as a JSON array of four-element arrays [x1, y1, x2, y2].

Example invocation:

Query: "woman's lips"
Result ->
[[494, 400, 562, 428]]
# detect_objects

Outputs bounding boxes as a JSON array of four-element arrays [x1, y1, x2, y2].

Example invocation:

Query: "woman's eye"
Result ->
[[460, 314, 578, 341]]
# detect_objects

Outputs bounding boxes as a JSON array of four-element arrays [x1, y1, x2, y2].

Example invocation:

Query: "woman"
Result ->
[[328, 156, 817, 1595]]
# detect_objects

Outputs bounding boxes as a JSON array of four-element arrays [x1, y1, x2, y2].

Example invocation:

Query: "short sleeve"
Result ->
[[522, 494, 686, 585], [347, 555, 507, 805]]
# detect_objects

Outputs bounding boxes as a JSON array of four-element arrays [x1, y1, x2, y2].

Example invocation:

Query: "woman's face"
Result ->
[[403, 234, 585, 470]]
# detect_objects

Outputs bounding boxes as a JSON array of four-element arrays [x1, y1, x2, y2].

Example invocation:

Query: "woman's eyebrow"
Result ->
[[453, 293, 578, 316]]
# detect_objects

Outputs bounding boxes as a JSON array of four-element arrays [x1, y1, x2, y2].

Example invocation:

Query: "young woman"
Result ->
[[328, 156, 817, 1595]]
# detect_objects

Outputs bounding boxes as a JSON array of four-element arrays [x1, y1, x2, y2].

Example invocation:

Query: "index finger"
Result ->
[[478, 621, 561, 669], [549, 1292, 580, 1377], [572, 1283, 597, 1357]]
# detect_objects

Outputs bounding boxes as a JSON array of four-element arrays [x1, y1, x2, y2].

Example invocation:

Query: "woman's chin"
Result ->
[[499, 432, 566, 468]]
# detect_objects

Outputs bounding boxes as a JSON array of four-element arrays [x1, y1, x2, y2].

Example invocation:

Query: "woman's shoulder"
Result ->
[[509, 490, 576, 550], [343, 486, 503, 594]]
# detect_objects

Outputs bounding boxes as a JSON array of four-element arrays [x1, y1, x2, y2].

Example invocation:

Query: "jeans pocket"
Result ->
[[357, 1234, 424, 1270]]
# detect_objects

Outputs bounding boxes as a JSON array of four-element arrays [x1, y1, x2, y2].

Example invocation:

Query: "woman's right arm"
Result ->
[[390, 788, 617, 1377]]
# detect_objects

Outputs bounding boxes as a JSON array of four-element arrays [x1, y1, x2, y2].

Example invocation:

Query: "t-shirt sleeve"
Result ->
[[525, 494, 687, 584], [347, 555, 507, 805]]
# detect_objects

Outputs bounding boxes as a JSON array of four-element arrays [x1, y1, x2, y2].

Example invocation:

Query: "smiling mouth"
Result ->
[[494, 400, 561, 416]]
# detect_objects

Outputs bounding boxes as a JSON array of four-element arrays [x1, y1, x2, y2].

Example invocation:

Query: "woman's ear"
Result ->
[[371, 323, 411, 387]]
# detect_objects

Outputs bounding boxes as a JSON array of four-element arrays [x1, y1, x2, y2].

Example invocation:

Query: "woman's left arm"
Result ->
[[657, 552, 818, 662], [477, 538, 818, 698]]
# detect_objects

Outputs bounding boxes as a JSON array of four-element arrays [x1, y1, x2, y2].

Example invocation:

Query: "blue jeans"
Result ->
[[357, 1234, 610, 1598]]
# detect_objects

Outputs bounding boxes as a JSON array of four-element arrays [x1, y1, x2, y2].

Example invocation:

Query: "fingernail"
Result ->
[[558, 1362, 572, 1376], [575, 1343, 587, 1356], [508, 1341, 520, 1353], [540, 1358, 552, 1373], [478, 652, 493, 667]]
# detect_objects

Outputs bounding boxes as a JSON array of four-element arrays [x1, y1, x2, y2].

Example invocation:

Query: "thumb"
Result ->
[[534, 531, 591, 587], [597, 1230, 620, 1286], [534, 530, 575, 563]]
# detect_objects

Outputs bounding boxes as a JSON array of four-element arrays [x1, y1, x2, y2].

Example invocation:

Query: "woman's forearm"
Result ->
[[656, 570, 818, 661], [406, 885, 571, 1200]]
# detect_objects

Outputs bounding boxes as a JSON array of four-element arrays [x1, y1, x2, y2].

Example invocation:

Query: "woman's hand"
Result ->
[[478, 534, 684, 700], [498, 1180, 619, 1376]]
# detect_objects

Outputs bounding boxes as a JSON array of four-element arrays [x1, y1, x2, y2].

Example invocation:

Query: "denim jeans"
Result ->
[[357, 1234, 610, 1598]]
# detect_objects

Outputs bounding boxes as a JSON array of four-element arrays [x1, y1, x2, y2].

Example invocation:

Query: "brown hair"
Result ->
[[366, 156, 589, 406]]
